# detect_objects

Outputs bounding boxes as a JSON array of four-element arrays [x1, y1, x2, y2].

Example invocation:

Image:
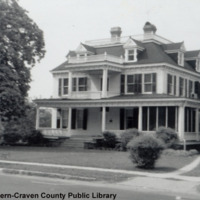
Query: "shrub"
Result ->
[[120, 129, 142, 151], [156, 127, 178, 148], [26, 130, 45, 146], [163, 149, 199, 157], [128, 134, 164, 169], [3, 133, 22, 144], [103, 131, 117, 148]]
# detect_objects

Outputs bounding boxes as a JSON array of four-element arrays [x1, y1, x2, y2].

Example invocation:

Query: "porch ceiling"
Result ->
[[34, 94, 200, 108]]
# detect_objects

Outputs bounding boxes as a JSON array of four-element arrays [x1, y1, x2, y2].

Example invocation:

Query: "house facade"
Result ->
[[35, 22, 200, 142]]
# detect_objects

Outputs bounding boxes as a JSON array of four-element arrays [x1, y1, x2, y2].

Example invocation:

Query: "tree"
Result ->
[[0, 0, 45, 121]]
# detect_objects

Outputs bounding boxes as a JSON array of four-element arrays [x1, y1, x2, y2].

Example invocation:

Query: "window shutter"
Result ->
[[174, 76, 176, 95], [195, 81, 199, 94], [120, 108, 125, 130], [120, 75, 125, 94], [58, 79, 62, 96], [167, 74, 170, 94], [71, 109, 76, 129], [85, 78, 88, 91], [152, 73, 157, 93], [83, 109, 88, 130]]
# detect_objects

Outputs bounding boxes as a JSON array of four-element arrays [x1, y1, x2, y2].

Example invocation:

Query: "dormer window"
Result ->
[[178, 51, 184, 66], [196, 58, 200, 72], [124, 38, 144, 63], [128, 50, 134, 61]]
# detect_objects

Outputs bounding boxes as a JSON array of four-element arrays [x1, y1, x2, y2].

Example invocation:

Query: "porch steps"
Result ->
[[60, 136, 95, 149]]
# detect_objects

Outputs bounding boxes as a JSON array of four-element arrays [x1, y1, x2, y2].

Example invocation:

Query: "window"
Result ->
[[72, 77, 88, 92], [185, 107, 196, 132], [58, 78, 68, 96], [125, 108, 138, 129], [179, 77, 184, 96], [128, 50, 134, 61], [178, 51, 184, 66], [185, 79, 188, 97], [196, 58, 200, 72], [144, 73, 156, 93], [120, 75, 125, 94], [189, 80, 193, 97], [167, 74, 177, 95], [63, 78, 68, 95], [71, 109, 88, 130], [127, 74, 142, 93], [142, 107, 177, 131]]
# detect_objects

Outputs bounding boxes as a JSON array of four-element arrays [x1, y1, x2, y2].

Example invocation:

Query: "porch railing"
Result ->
[[39, 128, 70, 138], [68, 54, 124, 64]]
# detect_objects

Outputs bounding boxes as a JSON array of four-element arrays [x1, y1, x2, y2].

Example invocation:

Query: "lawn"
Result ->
[[183, 163, 200, 177], [0, 146, 197, 173]]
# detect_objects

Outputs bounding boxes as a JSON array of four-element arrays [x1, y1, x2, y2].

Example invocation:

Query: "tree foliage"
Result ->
[[0, 0, 45, 119]]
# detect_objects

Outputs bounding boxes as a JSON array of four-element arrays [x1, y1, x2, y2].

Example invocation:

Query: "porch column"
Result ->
[[138, 106, 142, 131], [102, 69, 108, 98], [102, 106, 106, 132], [178, 106, 185, 141], [196, 108, 199, 141], [35, 107, 40, 129], [68, 71, 72, 97], [51, 108, 57, 129], [68, 107, 72, 133]]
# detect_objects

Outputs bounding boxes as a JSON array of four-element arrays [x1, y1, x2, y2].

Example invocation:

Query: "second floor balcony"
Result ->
[[68, 53, 124, 65]]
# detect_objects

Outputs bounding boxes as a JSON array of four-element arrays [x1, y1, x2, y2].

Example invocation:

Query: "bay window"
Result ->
[[72, 77, 88, 92], [127, 74, 142, 93], [58, 78, 68, 96], [167, 74, 176, 95], [144, 73, 156, 93]]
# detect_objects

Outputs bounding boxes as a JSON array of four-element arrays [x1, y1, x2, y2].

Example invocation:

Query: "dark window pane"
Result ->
[[168, 107, 175, 129], [142, 107, 147, 131], [158, 107, 166, 127], [149, 107, 156, 131]]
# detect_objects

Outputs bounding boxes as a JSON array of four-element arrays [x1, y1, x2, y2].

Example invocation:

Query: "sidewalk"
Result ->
[[0, 156, 200, 198]]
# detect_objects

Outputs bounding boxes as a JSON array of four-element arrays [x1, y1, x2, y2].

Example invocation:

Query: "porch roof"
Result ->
[[34, 94, 200, 108]]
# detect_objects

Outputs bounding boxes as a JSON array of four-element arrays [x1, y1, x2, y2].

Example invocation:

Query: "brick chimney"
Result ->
[[110, 27, 122, 39], [143, 22, 157, 40]]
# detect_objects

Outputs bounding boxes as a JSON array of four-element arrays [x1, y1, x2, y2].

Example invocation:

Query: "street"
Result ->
[[0, 173, 197, 200]]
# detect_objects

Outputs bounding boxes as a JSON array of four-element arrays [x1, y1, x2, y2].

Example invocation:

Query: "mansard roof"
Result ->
[[52, 41, 194, 72], [185, 50, 200, 59], [81, 43, 96, 54], [161, 42, 184, 51]]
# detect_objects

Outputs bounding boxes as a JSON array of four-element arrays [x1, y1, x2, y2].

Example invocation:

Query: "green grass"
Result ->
[[0, 146, 197, 173], [183, 163, 200, 177]]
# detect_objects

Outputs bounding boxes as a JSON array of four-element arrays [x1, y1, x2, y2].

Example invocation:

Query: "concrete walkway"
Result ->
[[0, 156, 200, 181]]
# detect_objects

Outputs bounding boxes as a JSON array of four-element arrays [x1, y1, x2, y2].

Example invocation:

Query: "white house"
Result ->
[[35, 22, 200, 142]]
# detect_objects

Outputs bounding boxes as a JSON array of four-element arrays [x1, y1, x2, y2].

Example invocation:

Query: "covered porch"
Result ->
[[34, 96, 200, 141]]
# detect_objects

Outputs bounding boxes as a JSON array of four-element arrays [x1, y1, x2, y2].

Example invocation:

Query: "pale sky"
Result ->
[[18, 0, 200, 99]]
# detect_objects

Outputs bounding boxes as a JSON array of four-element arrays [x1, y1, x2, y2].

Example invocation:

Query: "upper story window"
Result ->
[[178, 51, 184, 66], [167, 74, 176, 95], [144, 73, 156, 93], [127, 74, 142, 93], [73, 77, 88, 92], [179, 77, 184, 96], [123, 38, 144, 63], [196, 58, 200, 72], [58, 78, 68, 96], [189, 80, 194, 97], [128, 50, 134, 61]]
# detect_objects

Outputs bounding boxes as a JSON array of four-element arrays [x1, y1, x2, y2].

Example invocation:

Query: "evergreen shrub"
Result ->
[[128, 134, 164, 169]]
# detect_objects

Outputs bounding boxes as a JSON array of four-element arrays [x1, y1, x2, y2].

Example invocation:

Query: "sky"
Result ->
[[18, 0, 200, 99]]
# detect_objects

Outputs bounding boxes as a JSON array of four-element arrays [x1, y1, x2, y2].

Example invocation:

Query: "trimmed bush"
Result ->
[[128, 134, 164, 169], [103, 131, 117, 148], [120, 129, 142, 151], [156, 127, 178, 148], [26, 130, 45, 146]]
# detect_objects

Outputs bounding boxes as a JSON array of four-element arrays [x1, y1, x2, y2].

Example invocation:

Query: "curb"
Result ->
[[1, 168, 97, 181]]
